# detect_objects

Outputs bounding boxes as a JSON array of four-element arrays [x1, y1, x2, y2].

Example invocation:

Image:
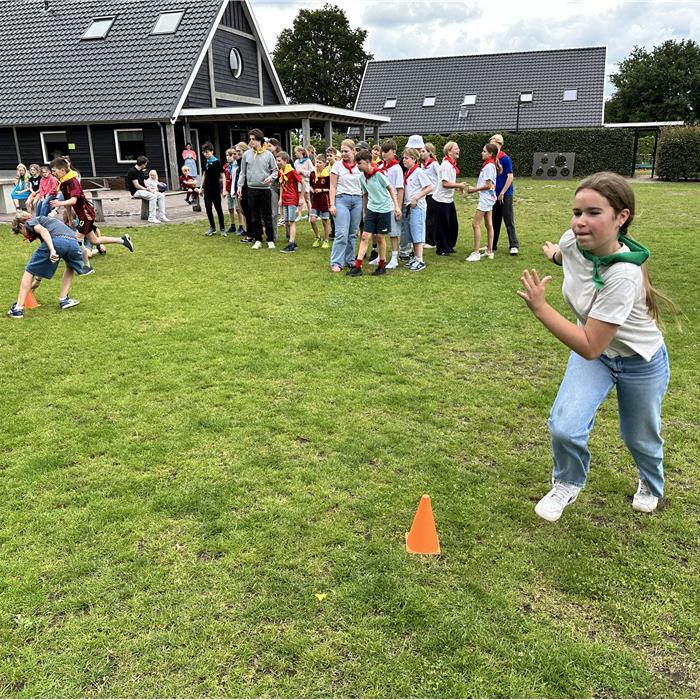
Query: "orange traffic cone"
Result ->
[[405, 494, 440, 555], [24, 290, 41, 309]]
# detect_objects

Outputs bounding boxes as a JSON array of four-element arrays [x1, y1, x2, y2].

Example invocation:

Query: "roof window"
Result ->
[[519, 91, 534, 103], [81, 17, 115, 40], [152, 10, 185, 35], [462, 94, 476, 106], [563, 89, 578, 101], [422, 96, 436, 107], [383, 98, 397, 109]]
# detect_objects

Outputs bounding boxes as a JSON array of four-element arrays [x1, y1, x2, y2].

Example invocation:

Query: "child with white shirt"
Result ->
[[401, 148, 433, 271], [465, 143, 501, 262], [420, 143, 440, 249], [517, 171, 672, 522], [377, 140, 404, 269]]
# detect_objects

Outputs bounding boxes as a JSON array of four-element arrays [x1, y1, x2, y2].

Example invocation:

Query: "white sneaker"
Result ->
[[251, 240, 262, 249], [535, 481, 581, 522], [385, 258, 399, 269], [148, 217, 161, 224], [510, 246, 519, 255], [632, 480, 658, 513], [368, 256, 380, 266], [466, 251, 481, 262], [159, 216, 171, 222], [484, 250, 495, 260], [268, 241, 276, 249], [423, 243, 435, 249]]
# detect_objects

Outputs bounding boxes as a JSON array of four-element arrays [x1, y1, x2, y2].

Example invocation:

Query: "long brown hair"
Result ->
[[484, 142, 503, 174], [576, 172, 676, 324]]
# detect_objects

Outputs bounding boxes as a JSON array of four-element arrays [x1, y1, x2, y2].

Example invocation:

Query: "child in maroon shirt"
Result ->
[[179, 165, 201, 203]]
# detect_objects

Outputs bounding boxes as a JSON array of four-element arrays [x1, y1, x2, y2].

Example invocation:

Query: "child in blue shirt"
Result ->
[[348, 149, 401, 277]]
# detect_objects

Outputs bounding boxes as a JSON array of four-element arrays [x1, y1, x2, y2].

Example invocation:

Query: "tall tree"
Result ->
[[606, 39, 700, 124], [272, 4, 373, 108]]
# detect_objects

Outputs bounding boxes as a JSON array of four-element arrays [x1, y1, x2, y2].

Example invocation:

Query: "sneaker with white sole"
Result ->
[[159, 216, 171, 222], [404, 255, 417, 268], [7, 303, 24, 319], [535, 481, 581, 522], [204, 228, 215, 236], [59, 296, 80, 310], [484, 250, 495, 260], [220, 230, 227, 237], [368, 256, 380, 266], [466, 251, 482, 262], [510, 246, 519, 255], [148, 217, 161, 224], [410, 260, 426, 272], [268, 241, 276, 249], [385, 258, 399, 269], [121, 234, 134, 252], [632, 480, 659, 513], [251, 240, 262, 249]]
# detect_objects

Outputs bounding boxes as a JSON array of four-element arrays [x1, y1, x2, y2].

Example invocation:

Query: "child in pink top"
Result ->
[[35, 165, 59, 217]]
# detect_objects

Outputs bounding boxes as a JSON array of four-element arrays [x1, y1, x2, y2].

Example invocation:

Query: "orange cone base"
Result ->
[[24, 291, 41, 309], [405, 494, 441, 555]]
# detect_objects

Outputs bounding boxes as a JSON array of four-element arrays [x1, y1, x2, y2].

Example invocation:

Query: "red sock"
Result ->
[[354, 258, 362, 269], [379, 259, 386, 269]]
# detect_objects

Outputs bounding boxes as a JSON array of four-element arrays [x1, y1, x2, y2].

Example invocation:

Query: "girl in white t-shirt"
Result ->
[[518, 172, 672, 523], [420, 143, 440, 248], [294, 146, 314, 219], [465, 143, 501, 262]]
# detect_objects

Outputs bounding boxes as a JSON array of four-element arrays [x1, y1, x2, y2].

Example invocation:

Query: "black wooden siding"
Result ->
[[262, 70, 280, 105], [212, 31, 259, 99], [90, 123, 165, 177], [0, 129, 17, 169], [14, 126, 92, 173], [221, 0, 253, 34], [185, 60, 212, 109]]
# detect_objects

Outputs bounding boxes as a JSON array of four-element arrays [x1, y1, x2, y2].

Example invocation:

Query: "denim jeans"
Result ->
[[331, 194, 361, 267], [548, 345, 670, 497], [402, 204, 426, 246], [36, 195, 56, 217]]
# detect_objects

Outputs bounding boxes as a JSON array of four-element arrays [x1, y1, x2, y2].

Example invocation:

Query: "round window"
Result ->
[[229, 48, 242, 79]]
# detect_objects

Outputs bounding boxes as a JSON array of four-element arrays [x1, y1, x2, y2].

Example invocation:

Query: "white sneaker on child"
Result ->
[[385, 258, 399, 269], [535, 481, 581, 522], [632, 480, 658, 513], [466, 251, 481, 262]]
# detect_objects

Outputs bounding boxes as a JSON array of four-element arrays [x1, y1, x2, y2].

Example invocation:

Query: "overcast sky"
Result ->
[[249, 0, 700, 97]]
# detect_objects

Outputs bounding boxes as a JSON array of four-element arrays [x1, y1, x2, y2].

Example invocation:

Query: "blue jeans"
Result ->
[[36, 195, 56, 217], [402, 205, 426, 247], [548, 345, 670, 497], [331, 194, 361, 268]]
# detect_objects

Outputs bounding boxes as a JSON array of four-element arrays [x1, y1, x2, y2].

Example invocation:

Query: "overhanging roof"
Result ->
[[178, 104, 391, 127]]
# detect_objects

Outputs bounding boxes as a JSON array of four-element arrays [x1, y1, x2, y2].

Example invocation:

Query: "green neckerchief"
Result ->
[[577, 235, 650, 290]]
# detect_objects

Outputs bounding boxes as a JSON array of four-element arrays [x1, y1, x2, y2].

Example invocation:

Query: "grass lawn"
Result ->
[[0, 178, 698, 698]]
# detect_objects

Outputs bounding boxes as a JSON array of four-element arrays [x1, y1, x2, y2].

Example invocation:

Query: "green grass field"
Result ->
[[1, 179, 698, 698]]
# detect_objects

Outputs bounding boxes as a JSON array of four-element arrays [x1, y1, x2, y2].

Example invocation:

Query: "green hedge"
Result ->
[[378, 129, 635, 179], [656, 126, 700, 181]]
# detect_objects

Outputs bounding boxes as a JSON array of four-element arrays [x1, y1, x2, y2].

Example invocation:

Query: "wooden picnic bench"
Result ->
[[84, 188, 120, 222]]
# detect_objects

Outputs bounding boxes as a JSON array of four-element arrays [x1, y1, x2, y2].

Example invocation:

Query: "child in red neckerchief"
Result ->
[[310, 155, 332, 249], [276, 151, 303, 253], [465, 142, 501, 262], [374, 140, 404, 269], [420, 143, 440, 249]]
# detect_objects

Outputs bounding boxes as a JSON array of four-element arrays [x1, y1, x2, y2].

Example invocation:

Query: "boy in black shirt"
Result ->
[[201, 142, 226, 236]]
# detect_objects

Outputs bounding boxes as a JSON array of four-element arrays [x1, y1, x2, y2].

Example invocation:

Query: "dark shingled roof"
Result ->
[[354, 47, 607, 136], [0, 0, 223, 126]]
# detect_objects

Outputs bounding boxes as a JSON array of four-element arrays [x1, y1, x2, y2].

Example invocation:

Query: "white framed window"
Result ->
[[82, 17, 115, 40], [229, 47, 243, 79], [114, 129, 145, 163], [41, 131, 69, 163], [383, 98, 397, 109], [152, 10, 184, 35], [422, 96, 436, 107], [462, 94, 476, 106], [563, 89, 578, 101], [519, 91, 534, 103]]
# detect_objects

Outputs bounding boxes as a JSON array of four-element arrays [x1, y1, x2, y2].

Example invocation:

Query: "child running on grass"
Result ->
[[7, 212, 89, 318], [401, 147, 434, 272], [276, 151, 303, 253], [465, 142, 501, 262], [49, 157, 133, 260], [517, 172, 672, 522], [347, 149, 401, 277], [310, 155, 331, 248]]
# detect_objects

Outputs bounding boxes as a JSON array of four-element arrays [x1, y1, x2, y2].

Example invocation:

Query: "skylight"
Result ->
[[81, 17, 115, 40], [422, 96, 436, 107], [563, 89, 578, 101], [462, 94, 476, 106], [383, 98, 397, 109], [519, 91, 534, 103], [152, 10, 185, 35]]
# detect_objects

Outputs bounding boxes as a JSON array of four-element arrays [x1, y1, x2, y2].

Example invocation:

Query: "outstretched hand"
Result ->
[[517, 268, 552, 312], [543, 240, 560, 262]]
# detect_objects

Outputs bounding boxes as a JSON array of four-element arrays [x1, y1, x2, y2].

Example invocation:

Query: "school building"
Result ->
[[352, 47, 608, 137], [0, 0, 388, 189]]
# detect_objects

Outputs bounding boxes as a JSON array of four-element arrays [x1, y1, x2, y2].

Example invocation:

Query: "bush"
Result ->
[[379, 128, 635, 179], [656, 126, 700, 181]]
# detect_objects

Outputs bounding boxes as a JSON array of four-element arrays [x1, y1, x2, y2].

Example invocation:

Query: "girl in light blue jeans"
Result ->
[[518, 172, 673, 522]]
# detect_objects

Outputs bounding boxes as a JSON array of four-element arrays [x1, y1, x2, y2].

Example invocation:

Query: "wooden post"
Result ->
[[165, 121, 180, 191], [373, 125, 380, 145], [324, 119, 333, 148], [301, 117, 311, 147], [358, 124, 366, 141]]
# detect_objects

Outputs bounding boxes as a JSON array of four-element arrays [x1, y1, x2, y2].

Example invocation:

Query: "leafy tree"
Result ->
[[272, 4, 373, 108], [606, 39, 700, 124]]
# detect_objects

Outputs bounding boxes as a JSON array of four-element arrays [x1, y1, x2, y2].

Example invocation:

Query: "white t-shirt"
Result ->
[[559, 229, 663, 361], [331, 160, 362, 196], [432, 159, 457, 204], [421, 160, 441, 189], [404, 167, 432, 211], [383, 162, 404, 193], [476, 162, 497, 209]]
